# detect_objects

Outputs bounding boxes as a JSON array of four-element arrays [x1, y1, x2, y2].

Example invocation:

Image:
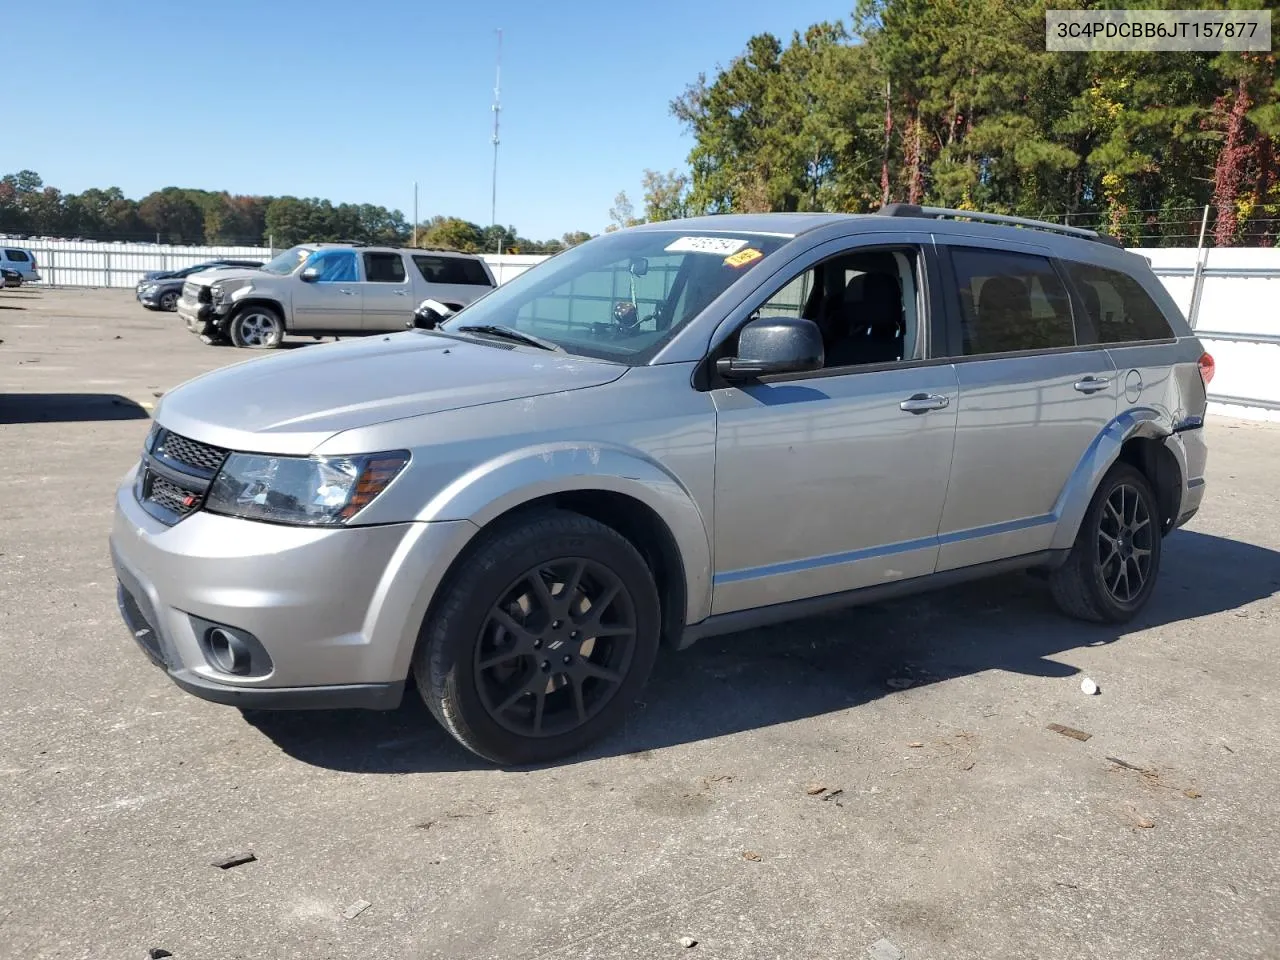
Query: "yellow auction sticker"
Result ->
[[724, 248, 763, 268]]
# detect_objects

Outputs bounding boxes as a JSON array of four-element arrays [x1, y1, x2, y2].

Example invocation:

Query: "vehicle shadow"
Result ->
[[243, 529, 1280, 773], [0, 393, 151, 423], [0, 303, 24, 310]]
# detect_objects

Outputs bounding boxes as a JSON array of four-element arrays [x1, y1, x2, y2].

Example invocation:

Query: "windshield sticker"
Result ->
[[724, 247, 763, 268], [664, 236, 749, 256]]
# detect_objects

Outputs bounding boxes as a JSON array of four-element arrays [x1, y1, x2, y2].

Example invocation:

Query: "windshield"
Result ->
[[259, 246, 313, 276], [439, 229, 790, 362]]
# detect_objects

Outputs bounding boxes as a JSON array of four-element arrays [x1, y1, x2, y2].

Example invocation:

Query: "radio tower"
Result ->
[[490, 28, 502, 254]]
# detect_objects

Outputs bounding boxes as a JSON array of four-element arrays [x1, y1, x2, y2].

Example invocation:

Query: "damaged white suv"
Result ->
[[177, 243, 496, 348]]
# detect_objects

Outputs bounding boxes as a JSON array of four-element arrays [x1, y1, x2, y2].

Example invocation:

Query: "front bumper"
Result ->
[[109, 464, 478, 710], [177, 299, 214, 332]]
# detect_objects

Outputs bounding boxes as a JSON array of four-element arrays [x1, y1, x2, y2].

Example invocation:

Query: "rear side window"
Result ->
[[413, 255, 493, 286], [5, 249, 30, 262], [363, 252, 407, 283], [1063, 261, 1175, 343], [950, 248, 1075, 355]]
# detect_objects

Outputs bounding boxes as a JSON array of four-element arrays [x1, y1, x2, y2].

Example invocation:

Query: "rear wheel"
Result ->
[[229, 305, 284, 349], [414, 510, 660, 765], [1050, 463, 1162, 623]]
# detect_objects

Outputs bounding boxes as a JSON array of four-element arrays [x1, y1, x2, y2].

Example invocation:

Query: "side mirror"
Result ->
[[414, 297, 455, 329], [716, 316, 824, 381], [300, 267, 320, 283]]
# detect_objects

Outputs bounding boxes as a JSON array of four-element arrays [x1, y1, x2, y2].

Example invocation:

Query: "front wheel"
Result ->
[[229, 306, 284, 349], [158, 290, 179, 312], [414, 510, 661, 765], [1050, 462, 1163, 623]]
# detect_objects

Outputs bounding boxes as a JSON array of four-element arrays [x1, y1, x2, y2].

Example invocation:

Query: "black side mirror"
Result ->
[[716, 316, 824, 381], [300, 267, 320, 283]]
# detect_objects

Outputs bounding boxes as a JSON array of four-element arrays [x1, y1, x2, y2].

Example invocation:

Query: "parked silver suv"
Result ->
[[176, 243, 495, 348], [111, 206, 1212, 764]]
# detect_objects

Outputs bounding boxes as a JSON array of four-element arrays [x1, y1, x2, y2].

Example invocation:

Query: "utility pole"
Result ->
[[491, 28, 502, 255], [412, 181, 419, 247]]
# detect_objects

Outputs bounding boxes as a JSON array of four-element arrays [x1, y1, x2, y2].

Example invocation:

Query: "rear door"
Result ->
[[292, 249, 362, 331], [411, 253, 496, 308], [933, 241, 1118, 571], [359, 251, 414, 331]]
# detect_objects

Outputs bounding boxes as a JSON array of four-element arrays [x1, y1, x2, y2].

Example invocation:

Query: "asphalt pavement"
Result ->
[[2, 289, 1278, 960]]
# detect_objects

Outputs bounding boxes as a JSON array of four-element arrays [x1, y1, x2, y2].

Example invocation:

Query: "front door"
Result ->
[[293, 249, 362, 332], [360, 251, 415, 331], [933, 243, 1119, 571], [710, 241, 959, 615]]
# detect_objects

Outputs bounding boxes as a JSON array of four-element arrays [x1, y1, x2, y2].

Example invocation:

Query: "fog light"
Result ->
[[206, 627, 252, 675]]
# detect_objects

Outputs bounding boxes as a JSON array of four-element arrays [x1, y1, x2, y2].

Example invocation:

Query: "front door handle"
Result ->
[[338, 288, 356, 296], [899, 393, 950, 414], [393, 290, 408, 296], [1073, 376, 1111, 394]]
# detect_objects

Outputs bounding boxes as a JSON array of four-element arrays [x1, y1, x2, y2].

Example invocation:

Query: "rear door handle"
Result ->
[[393, 290, 408, 296], [899, 393, 950, 414], [1073, 376, 1111, 394]]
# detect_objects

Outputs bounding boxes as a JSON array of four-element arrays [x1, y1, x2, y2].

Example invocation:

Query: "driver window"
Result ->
[[752, 247, 921, 369], [303, 250, 358, 283]]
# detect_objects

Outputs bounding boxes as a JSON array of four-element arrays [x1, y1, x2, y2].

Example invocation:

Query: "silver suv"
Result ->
[[111, 206, 1212, 765], [176, 243, 495, 348]]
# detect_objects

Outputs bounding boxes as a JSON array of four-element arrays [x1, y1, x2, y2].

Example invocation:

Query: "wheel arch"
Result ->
[[227, 297, 287, 328], [1050, 409, 1185, 551], [412, 442, 712, 643]]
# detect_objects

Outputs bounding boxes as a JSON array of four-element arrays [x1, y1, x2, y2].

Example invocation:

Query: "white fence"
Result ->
[[0, 236, 546, 287], [5, 235, 1278, 420]]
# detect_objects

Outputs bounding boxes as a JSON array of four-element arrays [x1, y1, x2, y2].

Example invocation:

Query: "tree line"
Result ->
[[614, 0, 1280, 247], [0, 170, 590, 254]]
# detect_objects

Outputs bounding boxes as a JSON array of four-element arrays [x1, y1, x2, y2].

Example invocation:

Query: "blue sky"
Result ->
[[7, 0, 851, 239]]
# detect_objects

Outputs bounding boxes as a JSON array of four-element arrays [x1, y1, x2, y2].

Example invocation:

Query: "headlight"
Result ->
[[210, 282, 226, 305], [142, 283, 159, 294], [205, 451, 410, 526]]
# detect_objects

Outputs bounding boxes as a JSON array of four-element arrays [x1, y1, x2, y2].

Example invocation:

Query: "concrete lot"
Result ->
[[2, 288, 1278, 960]]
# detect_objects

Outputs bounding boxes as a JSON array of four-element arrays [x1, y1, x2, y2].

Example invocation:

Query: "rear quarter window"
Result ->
[[5, 249, 31, 262], [413, 255, 493, 286], [1063, 261, 1175, 343]]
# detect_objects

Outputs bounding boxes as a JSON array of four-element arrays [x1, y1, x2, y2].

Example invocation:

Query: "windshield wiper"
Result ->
[[454, 324, 563, 352]]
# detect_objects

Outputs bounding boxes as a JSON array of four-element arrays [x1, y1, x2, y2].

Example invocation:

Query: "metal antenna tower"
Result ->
[[491, 28, 502, 253]]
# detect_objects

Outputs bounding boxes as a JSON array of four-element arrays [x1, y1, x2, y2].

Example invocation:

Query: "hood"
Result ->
[[154, 331, 628, 455], [182, 266, 265, 287]]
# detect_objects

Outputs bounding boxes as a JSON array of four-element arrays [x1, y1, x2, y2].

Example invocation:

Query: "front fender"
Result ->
[[416, 441, 713, 625], [1050, 408, 1179, 551]]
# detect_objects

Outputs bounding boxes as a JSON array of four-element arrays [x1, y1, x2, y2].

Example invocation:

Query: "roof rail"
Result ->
[[875, 203, 1125, 247]]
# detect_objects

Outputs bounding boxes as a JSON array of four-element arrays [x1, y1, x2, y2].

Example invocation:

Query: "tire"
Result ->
[[158, 290, 179, 312], [1050, 462, 1163, 623], [413, 509, 661, 765], [229, 305, 284, 349]]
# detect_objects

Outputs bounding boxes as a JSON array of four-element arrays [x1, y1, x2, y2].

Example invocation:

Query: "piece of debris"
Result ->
[[1054, 881, 1079, 890], [148, 950, 173, 959], [1080, 677, 1099, 695], [821, 789, 844, 803], [907, 742, 924, 748], [211, 851, 257, 870], [113, 335, 122, 340], [1133, 816, 1155, 829], [867, 937, 905, 960], [1047, 723, 1092, 742], [1106, 756, 1147, 773], [152, 391, 164, 398], [1184, 788, 1203, 799], [1221, 743, 1235, 754], [679, 936, 698, 948], [342, 899, 372, 920], [742, 850, 762, 862], [805, 783, 827, 795]]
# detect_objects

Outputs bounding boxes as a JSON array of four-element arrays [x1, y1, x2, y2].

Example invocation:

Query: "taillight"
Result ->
[[1198, 351, 1215, 386]]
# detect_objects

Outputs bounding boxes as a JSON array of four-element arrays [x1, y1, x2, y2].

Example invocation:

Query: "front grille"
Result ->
[[181, 281, 211, 303], [148, 474, 201, 518], [136, 428, 226, 526], [157, 431, 227, 473]]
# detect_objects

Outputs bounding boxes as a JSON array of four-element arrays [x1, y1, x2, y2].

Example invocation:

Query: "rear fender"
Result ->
[[1050, 409, 1181, 551]]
